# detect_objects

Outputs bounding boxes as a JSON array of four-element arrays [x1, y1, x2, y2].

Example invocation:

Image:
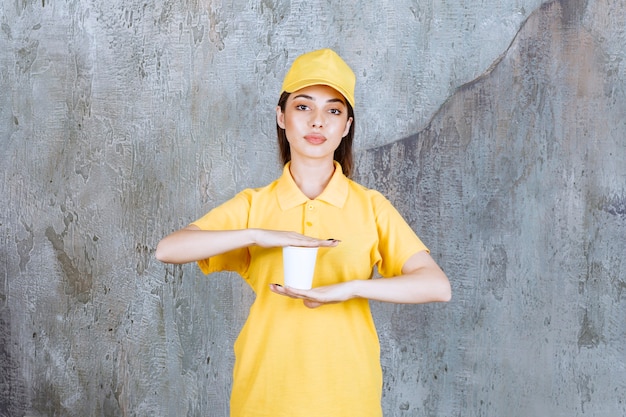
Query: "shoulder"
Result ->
[[236, 177, 281, 201], [192, 179, 279, 228], [204, 178, 279, 214], [233, 175, 281, 197], [346, 178, 392, 208]]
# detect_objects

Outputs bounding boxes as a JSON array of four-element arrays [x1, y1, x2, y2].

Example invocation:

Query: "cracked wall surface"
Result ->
[[1, 0, 625, 416]]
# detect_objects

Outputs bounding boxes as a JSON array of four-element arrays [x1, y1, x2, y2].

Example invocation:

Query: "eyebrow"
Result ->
[[293, 94, 346, 106]]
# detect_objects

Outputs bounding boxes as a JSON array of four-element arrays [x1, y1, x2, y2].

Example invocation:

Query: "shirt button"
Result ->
[[307, 204, 314, 210], [306, 222, 313, 227]]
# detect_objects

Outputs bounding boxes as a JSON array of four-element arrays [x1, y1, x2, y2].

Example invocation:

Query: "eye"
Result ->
[[329, 108, 342, 115], [296, 104, 309, 111]]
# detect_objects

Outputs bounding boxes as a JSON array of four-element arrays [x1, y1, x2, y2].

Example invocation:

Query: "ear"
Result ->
[[276, 106, 286, 129], [342, 116, 353, 138]]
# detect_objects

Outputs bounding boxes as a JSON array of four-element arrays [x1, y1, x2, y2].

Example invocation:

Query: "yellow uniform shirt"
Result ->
[[192, 162, 428, 417]]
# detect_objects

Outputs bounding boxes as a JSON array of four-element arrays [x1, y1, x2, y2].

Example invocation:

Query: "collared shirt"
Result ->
[[192, 162, 428, 417]]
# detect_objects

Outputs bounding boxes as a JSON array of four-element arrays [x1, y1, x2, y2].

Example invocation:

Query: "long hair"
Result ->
[[276, 91, 355, 178]]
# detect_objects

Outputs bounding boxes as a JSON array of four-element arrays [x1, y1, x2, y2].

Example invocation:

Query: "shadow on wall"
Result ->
[[359, 0, 626, 415]]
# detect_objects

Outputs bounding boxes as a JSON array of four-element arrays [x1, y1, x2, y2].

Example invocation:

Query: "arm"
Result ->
[[270, 250, 451, 308], [352, 250, 451, 303], [155, 224, 339, 264]]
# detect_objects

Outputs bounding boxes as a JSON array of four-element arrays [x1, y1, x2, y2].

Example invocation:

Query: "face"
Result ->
[[276, 84, 353, 164]]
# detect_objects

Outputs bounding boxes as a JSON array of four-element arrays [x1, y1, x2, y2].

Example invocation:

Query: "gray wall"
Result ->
[[1, 0, 624, 416]]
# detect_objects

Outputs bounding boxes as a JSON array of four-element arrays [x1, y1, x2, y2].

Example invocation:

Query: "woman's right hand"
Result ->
[[156, 226, 339, 264], [250, 229, 340, 249]]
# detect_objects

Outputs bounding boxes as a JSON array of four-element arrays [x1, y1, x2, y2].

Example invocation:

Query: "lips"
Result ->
[[304, 133, 326, 145]]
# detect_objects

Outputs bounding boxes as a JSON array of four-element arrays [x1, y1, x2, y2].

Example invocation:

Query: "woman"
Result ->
[[156, 48, 451, 417]]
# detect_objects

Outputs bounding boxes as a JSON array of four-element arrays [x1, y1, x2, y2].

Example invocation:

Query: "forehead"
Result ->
[[289, 84, 347, 105]]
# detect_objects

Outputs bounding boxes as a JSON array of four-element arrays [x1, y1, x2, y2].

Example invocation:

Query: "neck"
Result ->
[[289, 158, 336, 200]]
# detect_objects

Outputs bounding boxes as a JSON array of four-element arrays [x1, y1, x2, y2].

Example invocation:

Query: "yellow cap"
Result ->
[[281, 49, 356, 108]]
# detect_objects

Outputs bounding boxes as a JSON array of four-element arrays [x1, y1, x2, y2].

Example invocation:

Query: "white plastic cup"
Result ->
[[282, 246, 319, 289]]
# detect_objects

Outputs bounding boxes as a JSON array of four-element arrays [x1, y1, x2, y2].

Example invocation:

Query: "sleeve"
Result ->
[[190, 189, 253, 276], [372, 191, 429, 278]]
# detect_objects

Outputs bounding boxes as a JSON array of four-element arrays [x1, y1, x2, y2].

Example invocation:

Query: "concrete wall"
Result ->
[[1, 0, 624, 416]]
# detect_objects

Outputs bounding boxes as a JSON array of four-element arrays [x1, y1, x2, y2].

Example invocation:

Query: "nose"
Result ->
[[310, 110, 324, 128]]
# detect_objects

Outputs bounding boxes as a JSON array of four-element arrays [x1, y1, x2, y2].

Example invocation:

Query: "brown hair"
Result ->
[[276, 91, 355, 178]]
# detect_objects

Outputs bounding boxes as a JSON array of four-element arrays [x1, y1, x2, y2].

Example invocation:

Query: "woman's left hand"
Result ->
[[269, 251, 451, 307], [269, 282, 356, 309]]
